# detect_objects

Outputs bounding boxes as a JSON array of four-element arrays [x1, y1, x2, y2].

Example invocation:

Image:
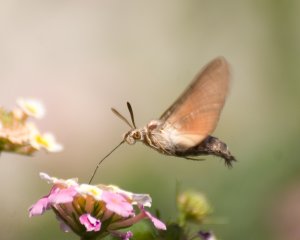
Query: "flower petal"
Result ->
[[130, 193, 152, 207], [102, 191, 134, 217], [40, 172, 57, 183], [40, 172, 78, 187], [79, 214, 101, 232], [143, 210, 166, 230], [48, 187, 77, 204], [29, 197, 49, 217], [105, 185, 152, 207]]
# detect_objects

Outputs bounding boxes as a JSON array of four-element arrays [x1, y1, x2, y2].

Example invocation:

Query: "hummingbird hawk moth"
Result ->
[[89, 57, 235, 183], [115, 56, 235, 165]]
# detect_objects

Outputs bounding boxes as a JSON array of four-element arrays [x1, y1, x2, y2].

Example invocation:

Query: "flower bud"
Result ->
[[177, 190, 212, 226]]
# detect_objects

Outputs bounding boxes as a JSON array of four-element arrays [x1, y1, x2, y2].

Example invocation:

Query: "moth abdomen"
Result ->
[[175, 136, 236, 167]]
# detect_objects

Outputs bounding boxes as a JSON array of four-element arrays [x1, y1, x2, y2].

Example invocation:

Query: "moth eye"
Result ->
[[133, 131, 141, 139]]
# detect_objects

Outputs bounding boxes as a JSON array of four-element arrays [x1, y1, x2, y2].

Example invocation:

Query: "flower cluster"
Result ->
[[0, 98, 62, 155], [29, 173, 166, 240]]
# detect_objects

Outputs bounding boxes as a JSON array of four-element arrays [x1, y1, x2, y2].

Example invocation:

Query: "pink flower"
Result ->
[[29, 173, 166, 240], [79, 214, 101, 232]]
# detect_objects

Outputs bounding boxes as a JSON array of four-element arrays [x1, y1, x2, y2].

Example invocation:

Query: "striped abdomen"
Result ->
[[174, 136, 236, 167]]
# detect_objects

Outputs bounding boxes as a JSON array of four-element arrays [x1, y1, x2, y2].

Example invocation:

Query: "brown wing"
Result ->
[[160, 57, 231, 147]]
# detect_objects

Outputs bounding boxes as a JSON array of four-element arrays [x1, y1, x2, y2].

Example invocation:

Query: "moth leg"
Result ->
[[151, 135, 173, 155]]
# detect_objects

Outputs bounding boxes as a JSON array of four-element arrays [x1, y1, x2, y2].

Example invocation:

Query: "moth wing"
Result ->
[[160, 57, 231, 148]]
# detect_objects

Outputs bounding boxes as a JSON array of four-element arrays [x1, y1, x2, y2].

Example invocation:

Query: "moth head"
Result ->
[[123, 129, 143, 145]]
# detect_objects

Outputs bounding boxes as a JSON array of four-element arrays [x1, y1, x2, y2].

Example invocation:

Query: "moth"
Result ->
[[89, 57, 235, 183]]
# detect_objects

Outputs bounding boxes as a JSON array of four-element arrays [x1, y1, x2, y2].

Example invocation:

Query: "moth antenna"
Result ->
[[89, 140, 124, 184], [127, 102, 137, 129], [111, 108, 133, 129]]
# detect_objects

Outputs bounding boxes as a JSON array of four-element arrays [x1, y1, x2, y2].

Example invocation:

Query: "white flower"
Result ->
[[17, 98, 45, 119], [30, 132, 63, 152]]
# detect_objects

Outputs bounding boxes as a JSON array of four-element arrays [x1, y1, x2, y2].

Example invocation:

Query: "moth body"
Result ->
[[123, 123, 235, 166]]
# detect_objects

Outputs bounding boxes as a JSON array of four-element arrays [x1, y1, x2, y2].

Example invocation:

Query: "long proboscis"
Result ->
[[88, 140, 124, 184]]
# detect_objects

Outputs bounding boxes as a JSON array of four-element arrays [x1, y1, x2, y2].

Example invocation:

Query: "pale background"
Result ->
[[0, 1, 300, 240]]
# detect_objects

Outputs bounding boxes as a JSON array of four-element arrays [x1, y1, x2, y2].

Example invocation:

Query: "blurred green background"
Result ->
[[1, 1, 300, 240]]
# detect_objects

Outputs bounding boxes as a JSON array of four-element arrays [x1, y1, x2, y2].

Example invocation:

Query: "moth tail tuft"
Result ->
[[223, 153, 237, 168]]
